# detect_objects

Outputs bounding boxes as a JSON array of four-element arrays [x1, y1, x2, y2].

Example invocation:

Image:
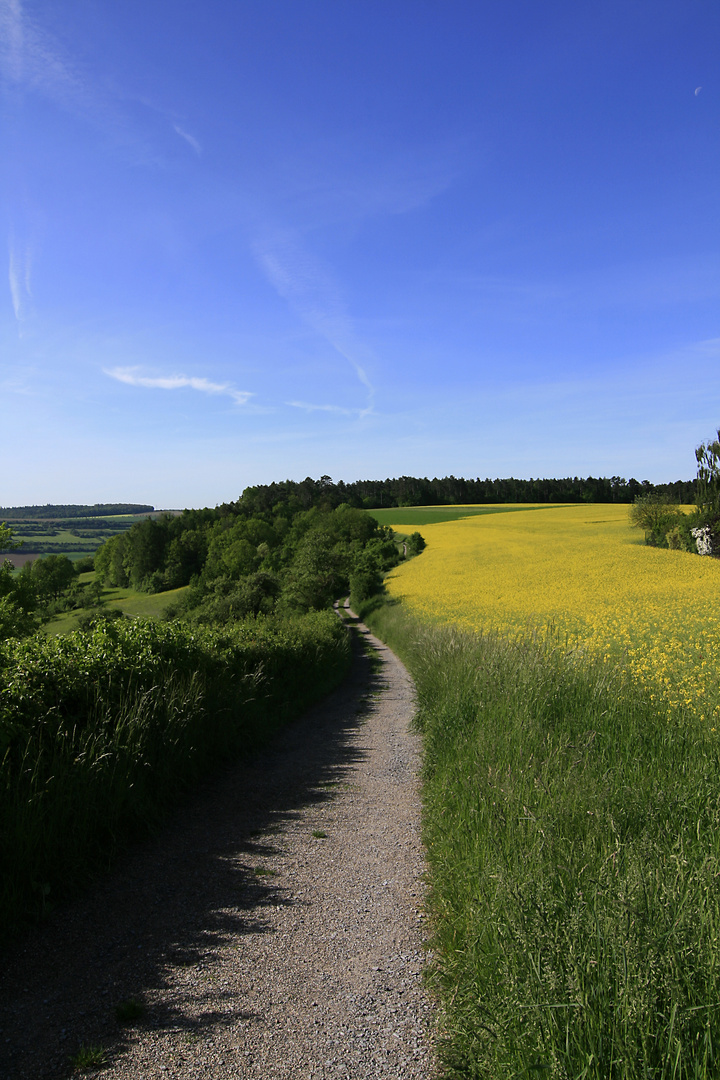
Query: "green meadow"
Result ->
[[42, 576, 189, 635], [368, 504, 569, 527]]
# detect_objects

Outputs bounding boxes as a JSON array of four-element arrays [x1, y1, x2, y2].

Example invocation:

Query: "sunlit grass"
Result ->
[[364, 601, 720, 1078], [43, 584, 189, 635]]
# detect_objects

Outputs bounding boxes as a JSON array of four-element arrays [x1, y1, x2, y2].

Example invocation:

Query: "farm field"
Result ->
[[369, 503, 562, 527], [366, 502, 720, 1075], [383, 502, 720, 723], [0, 509, 180, 566]]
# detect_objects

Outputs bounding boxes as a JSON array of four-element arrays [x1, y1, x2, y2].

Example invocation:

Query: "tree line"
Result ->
[[234, 473, 696, 512], [0, 503, 154, 520]]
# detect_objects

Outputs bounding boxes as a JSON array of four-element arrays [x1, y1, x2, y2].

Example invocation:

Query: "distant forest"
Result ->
[[0, 501, 155, 518], [236, 474, 696, 512], [0, 503, 154, 519]]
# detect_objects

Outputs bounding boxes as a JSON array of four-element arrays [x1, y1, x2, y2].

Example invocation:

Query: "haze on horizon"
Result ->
[[2, 0, 719, 509]]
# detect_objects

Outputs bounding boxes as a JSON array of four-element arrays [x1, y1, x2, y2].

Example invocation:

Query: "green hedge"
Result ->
[[0, 612, 349, 938]]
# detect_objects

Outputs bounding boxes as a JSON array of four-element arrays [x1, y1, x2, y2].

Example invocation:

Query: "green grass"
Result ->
[[365, 600, 720, 1079], [69, 1044, 107, 1071], [115, 997, 144, 1024], [42, 583, 189, 635], [108, 585, 188, 619], [367, 504, 571, 526]]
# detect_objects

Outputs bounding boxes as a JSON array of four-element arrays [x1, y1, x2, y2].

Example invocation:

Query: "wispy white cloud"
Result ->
[[0, 2, 192, 162], [254, 229, 376, 414], [105, 367, 252, 406], [0, 0, 93, 113], [8, 248, 21, 320], [286, 400, 372, 418], [173, 123, 201, 155], [0, 0, 23, 82], [8, 235, 32, 323]]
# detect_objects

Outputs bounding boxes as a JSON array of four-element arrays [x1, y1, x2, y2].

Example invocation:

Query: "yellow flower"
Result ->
[[386, 503, 720, 721]]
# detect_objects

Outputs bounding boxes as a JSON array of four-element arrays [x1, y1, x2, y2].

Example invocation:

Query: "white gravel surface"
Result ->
[[0, 607, 436, 1079]]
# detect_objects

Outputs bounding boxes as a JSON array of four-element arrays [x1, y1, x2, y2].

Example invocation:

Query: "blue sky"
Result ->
[[2, 0, 719, 507]]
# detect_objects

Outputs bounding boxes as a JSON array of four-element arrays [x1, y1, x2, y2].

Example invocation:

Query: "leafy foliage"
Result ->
[[0, 612, 350, 936], [232, 473, 696, 509], [93, 501, 408, 619], [628, 493, 684, 546], [696, 429, 720, 517]]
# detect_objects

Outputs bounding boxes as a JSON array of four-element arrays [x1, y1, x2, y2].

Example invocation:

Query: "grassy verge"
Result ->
[[0, 611, 349, 941], [363, 600, 720, 1079]]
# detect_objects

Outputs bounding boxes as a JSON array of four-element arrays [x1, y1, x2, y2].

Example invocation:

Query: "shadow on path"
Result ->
[[0, 612, 383, 1080]]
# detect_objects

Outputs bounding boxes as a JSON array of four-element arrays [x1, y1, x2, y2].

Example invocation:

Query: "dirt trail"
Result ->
[[0, 607, 435, 1079]]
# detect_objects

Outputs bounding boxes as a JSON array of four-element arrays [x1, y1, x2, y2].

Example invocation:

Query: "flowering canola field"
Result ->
[[385, 504, 720, 722]]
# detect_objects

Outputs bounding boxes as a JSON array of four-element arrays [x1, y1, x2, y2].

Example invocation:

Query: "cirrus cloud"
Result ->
[[105, 366, 252, 406]]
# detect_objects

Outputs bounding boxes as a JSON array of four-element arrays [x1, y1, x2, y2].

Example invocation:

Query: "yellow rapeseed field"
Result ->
[[385, 504, 720, 722]]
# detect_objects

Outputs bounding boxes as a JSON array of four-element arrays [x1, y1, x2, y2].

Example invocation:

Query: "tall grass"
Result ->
[[364, 602, 720, 1079], [0, 612, 349, 939]]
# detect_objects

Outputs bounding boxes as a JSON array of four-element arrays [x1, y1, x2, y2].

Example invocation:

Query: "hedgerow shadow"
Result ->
[[0, 616, 386, 1080]]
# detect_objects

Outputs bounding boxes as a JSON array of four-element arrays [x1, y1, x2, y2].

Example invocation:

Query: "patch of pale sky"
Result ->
[[7, 247, 21, 321], [7, 234, 33, 323], [0, 0, 23, 82], [459, 253, 720, 315]]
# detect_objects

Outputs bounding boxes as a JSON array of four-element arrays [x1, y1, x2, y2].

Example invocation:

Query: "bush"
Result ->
[[629, 494, 683, 546], [349, 566, 384, 608], [664, 525, 687, 550], [405, 531, 426, 556], [0, 611, 350, 937]]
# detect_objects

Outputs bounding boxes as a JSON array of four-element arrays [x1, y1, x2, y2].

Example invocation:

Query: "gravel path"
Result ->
[[0, 607, 436, 1079]]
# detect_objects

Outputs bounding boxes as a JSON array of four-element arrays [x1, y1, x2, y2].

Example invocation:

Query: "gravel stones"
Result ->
[[0, 609, 435, 1079]]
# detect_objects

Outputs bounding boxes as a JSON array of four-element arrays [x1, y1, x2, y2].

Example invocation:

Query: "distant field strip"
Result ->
[[385, 503, 720, 722], [369, 503, 569, 527]]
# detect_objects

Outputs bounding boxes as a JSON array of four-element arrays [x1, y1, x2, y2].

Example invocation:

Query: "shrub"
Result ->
[[664, 525, 687, 550], [0, 611, 350, 937], [629, 494, 683, 546], [405, 531, 426, 556]]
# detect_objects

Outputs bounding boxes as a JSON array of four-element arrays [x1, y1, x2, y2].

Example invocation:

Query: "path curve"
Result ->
[[0, 607, 435, 1079]]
